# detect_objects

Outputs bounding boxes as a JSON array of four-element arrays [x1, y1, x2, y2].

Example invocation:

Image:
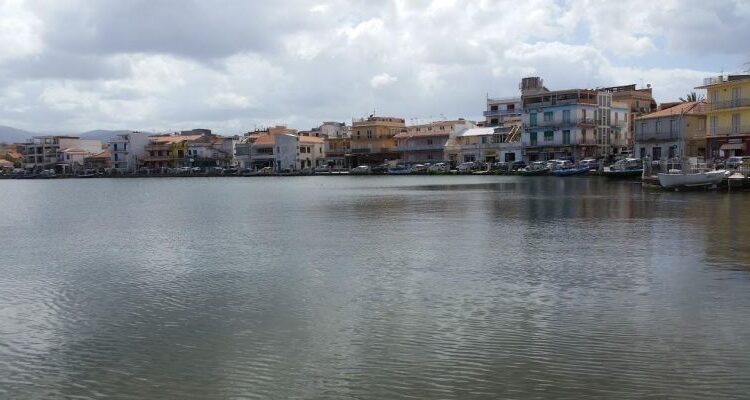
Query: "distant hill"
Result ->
[[79, 130, 131, 142], [0, 125, 35, 144]]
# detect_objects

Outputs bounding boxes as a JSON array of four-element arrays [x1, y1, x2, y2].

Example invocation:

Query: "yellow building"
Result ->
[[696, 74, 750, 158], [349, 116, 405, 165]]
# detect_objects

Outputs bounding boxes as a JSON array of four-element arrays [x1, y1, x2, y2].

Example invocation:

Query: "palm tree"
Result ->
[[679, 91, 704, 102]]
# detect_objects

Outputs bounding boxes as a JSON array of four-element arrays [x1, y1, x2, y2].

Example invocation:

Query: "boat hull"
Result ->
[[657, 170, 727, 188], [518, 168, 550, 176], [602, 169, 643, 179], [552, 167, 590, 177]]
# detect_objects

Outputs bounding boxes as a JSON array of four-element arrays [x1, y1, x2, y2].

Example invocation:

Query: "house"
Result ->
[[634, 101, 706, 161], [249, 133, 325, 172], [186, 135, 237, 168], [349, 116, 405, 166], [84, 150, 112, 171], [696, 74, 750, 158], [0, 159, 14, 171], [395, 120, 474, 164], [444, 126, 522, 165], [108, 132, 151, 172], [22, 136, 102, 172], [520, 77, 629, 162]]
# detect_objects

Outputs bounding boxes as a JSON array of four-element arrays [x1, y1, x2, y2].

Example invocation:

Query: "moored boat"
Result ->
[[657, 169, 728, 188], [518, 161, 550, 176], [602, 158, 643, 179], [552, 165, 590, 177], [350, 165, 371, 175]]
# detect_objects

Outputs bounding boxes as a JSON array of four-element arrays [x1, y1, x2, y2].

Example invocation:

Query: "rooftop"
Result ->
[[635, 101, 706, 120]]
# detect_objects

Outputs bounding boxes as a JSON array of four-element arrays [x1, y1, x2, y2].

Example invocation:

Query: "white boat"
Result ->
[[350, 165, 371, 175], [657, 169, 728, 188]]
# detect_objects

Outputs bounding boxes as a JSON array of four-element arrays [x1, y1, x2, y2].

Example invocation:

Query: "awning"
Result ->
[[720, 143, 746, 150]]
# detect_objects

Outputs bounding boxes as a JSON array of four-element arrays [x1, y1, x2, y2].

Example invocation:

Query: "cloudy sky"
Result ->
[[0, 0, 748, 134]]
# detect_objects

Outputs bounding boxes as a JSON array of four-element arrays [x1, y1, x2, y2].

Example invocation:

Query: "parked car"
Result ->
[[510, 160, 527, 171], [457, 162, 475, 173], [427, 162, 450, 173]]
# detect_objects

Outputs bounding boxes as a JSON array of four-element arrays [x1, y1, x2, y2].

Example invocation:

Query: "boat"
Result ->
[[658, 169, 728, 188], [350, 165, 371, 175], [602, 158, 643, 179], [552, 165, 590, 177], [518, 161, 550, 176]]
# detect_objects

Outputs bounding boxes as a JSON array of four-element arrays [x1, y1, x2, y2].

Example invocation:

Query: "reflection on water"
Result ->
[[0, 176, 749, 399]]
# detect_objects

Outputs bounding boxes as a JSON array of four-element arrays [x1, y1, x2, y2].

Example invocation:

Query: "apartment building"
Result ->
[[520, 77, 629, 162], [634, 101, 706, 161], [108, 131, 151, 172], [696, 74, 750, 158], [484, 97, 522, 127], [395, 120, 474, 164], [22, 136, 102, 171], [349, 116, 405, 165], [601, 84, 657, 152]]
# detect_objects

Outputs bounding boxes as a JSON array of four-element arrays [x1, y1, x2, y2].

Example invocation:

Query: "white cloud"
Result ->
[[0, 0, 747, 133], [370, 73, 398, 88]]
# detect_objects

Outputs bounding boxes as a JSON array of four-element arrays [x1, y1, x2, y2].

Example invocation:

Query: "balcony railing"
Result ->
[[708, 98, 750, 111], [483, 109, 521, 117], [396, 144, 445, 152], [708, 125, 750, 136], [634, 132, 679, 143], [524, 119, 597, 130]]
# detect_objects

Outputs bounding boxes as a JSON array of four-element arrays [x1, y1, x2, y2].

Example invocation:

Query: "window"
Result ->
[[562, 110, 570, 123], [464, 137, 470, 145], [732, 113, 740, 134], [367, 130, 373, 139], [481, 136, 487, 144], [530, 132, 538, 146], [543, 112, 553, 122], [710, 116, 718, 135], [113, 143, 118, 151], [427, 139, 433, 145], [640, 147, 646, 159], [732, 87, 741, 106], [562, 130, 570, 145], [544, 131, 553, 142], [490, 105, 498, 111], [507, 104, 515, 111], [530, 113, 537, 126], [123, 143, 127, 151], [655, 121, 661, 133], [582, 109, 587, 121], [670, 119, 678, 134]]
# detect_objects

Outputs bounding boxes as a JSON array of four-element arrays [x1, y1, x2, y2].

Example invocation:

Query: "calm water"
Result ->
[[1, 176, 749, 399]]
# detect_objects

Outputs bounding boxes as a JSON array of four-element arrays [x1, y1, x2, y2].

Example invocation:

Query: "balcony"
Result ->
[[524, 119, 597, 130], [634, 132, 679, 143], [396, 144, 445, 152], [708, 125, 750, 137], [708, 98, 750, 111], [483, 109, 520, 117]]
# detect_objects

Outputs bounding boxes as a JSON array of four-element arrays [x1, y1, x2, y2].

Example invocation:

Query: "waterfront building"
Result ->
[[520, 77, 629, 162], [634, 101, 706, 161], [84, 150, 111, 172], [696, 74, 750, 158], [186, 135, 237, 168], [444, 126, 522, 164], [22, 136, 102, 172], [484, 96, 522, 127], [600, 84, 657, 154], [108, 132, 151, 173], [143, 134, 203, 170], [349, 116, 405, 166], [318, 122, 350, 169], [249, 132, 325, 172], [395, 120, 474, 164]]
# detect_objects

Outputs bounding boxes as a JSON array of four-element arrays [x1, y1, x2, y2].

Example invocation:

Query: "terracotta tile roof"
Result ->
[[87, 150, 110, 159], [0, 159, 13, 167], [635, 101, 706, 120], [252, 135, 275, 146], [149, 134, 204, 144], [60, 148, 87, 153], [299, 136, 324, 143]]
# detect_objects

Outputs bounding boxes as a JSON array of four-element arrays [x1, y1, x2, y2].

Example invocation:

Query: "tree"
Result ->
[[679, 91, 704, 102]]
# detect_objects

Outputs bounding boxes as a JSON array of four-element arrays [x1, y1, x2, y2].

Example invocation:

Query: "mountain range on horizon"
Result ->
[[0, 126, 131, 144]]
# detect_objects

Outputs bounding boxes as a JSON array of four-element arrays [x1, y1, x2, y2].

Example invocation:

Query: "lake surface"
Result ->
[[1, 176, 749, 399]]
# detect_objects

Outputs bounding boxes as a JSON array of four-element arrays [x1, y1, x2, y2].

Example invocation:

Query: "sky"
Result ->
[[0, 0, 748, 134]]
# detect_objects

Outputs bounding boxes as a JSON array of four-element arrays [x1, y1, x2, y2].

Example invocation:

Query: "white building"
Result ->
[[395, 120, 475, 164], [108, 132, 151, 172], [250, 133, 326, 172], [444, 126, 523, 164], [484, 96, 522, 127], [22, 136, 102, 171]]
